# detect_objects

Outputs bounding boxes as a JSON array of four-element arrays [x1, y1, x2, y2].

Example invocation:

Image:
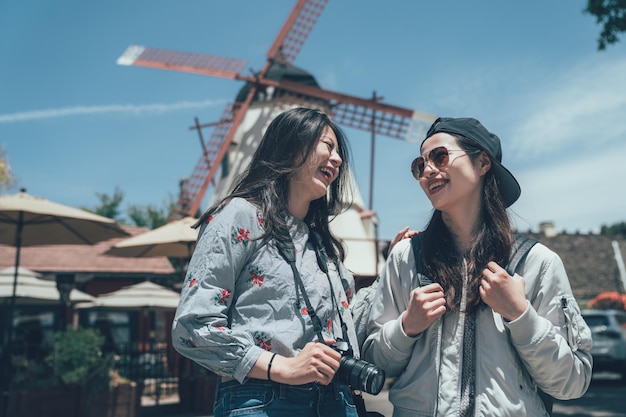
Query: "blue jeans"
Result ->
[[213, 378, 359, 417]]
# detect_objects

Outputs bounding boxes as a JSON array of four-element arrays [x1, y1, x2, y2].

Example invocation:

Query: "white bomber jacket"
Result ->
[[360, 238, 593, 417]]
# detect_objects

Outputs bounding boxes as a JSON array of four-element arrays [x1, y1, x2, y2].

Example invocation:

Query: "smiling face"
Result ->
[[288, 126, 342, 219], [418, 132, 489, 214]]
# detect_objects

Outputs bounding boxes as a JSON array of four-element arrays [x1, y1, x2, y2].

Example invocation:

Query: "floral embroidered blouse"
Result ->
[[172, 197, 358, 383]]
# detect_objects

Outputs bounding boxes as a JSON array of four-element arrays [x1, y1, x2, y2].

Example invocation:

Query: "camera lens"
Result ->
[[336, 356, 386, 395]]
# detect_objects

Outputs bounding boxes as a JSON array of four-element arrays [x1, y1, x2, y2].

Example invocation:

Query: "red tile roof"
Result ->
[[0, 225, 175, 275], [521, 231, 626, 303]]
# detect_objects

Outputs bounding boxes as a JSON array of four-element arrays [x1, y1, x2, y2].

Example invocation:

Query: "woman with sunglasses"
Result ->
[[172, 108, 361, 417], [360, 117, 593, 416]]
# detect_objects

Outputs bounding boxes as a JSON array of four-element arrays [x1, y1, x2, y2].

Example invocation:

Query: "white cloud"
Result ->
[[0, 99, 226, 123], [505, 55, 626, 232], [513, 139, 626, 233], [509, 57, 626, 158]]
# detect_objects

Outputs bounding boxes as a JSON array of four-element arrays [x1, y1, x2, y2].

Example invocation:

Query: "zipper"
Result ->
[[561, 296, 578, 351]]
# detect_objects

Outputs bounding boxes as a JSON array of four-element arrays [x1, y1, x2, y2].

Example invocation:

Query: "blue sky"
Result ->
[[1, 0, 625, 240]]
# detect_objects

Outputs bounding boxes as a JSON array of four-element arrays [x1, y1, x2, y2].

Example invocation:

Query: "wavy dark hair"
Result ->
[[196, 107, 352, 261], [421, 135, 513, 313]]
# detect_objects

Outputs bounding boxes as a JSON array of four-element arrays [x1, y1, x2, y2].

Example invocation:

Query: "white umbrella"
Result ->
[[0, 267, 94, 305], [0, 190, 129, 376], [77, 281, 180, 310], [76, 281, 181, 352], [0, 190, 129, 299], [105, 216, 199, 282], [105, 216, 198, 258], [0, 190, 129, 246]]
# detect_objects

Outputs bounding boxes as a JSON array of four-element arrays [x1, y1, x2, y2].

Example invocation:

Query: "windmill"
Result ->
[[116, 0, 436, 282]]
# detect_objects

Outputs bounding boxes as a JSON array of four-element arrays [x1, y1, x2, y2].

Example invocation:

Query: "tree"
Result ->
[[585, 0, 626, 49], [85, 188, 181, 287], [86, 187, 175, 229], [0, 146, 17, 192], [127, 193, 175, 230], [86, 186, 126, 222], [601, 221, 626, 238]]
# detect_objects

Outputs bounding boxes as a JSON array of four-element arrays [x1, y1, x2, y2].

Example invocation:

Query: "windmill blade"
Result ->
[[117, 45, 248, 79], [264, 80, 437, 143], [116, 0, 329, 80], [266, 0, 328, 65], [172, 85, 259, 219], [115, 45, 436, 142], [171, 102, 236, 219], [332, 103, 436, 143]]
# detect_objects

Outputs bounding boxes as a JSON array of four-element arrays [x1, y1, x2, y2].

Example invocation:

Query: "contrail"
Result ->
[[0, 99, 226, 123]]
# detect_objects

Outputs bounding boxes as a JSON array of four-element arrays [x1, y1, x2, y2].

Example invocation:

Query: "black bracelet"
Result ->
[[267, 352, 278, 382]]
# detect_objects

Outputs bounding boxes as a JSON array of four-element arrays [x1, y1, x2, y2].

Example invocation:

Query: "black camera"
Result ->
[[331, 340, 386, 395]]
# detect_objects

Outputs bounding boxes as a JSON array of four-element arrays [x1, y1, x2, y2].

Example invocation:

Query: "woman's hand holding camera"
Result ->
[[259, 341, 341, 386]]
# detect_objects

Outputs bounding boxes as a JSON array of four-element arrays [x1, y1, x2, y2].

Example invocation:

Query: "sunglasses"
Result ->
[[411, 146, 466, 179]]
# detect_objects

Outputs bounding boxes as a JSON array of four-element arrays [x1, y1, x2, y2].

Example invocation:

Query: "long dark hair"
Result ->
[[421, 135, 513, 313], [196, 107, 352, 261]]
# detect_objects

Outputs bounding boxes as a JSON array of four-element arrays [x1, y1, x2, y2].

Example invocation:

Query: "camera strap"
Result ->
[[276, 234, 351, 347]]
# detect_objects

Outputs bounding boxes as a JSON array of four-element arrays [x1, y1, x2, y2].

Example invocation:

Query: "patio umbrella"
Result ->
[[105, 216, 199, 282], [0, 190, 129, 246], [0, 190, 129, 305], [0, 267, 94, 305], [0, 190, 129, 395], [105, 216, 198, 258], [77, 281, 180, 310], [76, 281, 181, 350]]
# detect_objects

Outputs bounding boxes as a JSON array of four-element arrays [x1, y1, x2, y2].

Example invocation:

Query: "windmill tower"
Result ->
[[116, 0, 435, 283]]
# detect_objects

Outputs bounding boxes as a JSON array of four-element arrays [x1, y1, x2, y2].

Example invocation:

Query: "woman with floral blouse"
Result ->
[[172, 107, 361, 417]]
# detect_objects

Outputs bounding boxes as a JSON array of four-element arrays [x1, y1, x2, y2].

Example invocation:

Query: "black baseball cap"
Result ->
[[423, 117, 521, 207]]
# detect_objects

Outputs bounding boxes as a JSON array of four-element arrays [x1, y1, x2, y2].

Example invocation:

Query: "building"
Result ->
[[519, 222, 626, 304], [0, 225, 176, 350]]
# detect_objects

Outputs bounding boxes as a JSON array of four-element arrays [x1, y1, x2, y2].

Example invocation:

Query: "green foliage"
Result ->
[[86, 186, 126, 222], [86, 187, 176, 229], [585, 0, 626, 50], [47, 328, 112, 387], [10, 355, 58, 389], [600, 221, 626, 238], [127, 193, 175, 229], [0, 146, 17, 192], [12, 327, 114, 393]]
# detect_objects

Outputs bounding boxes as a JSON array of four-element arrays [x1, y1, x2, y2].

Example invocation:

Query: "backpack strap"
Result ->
[[410, 234, 432, 286], [505, 235, 554, 416], [505, 234, 538, 276]]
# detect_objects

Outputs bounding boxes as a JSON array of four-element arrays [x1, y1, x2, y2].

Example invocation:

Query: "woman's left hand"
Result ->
[[479, 261, 527, 321], [388, 226, 418, 253]]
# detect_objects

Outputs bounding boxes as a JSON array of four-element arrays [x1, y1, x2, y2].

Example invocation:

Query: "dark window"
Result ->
[[615, 314, 626, 329], [583, 315, 609, 327]]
